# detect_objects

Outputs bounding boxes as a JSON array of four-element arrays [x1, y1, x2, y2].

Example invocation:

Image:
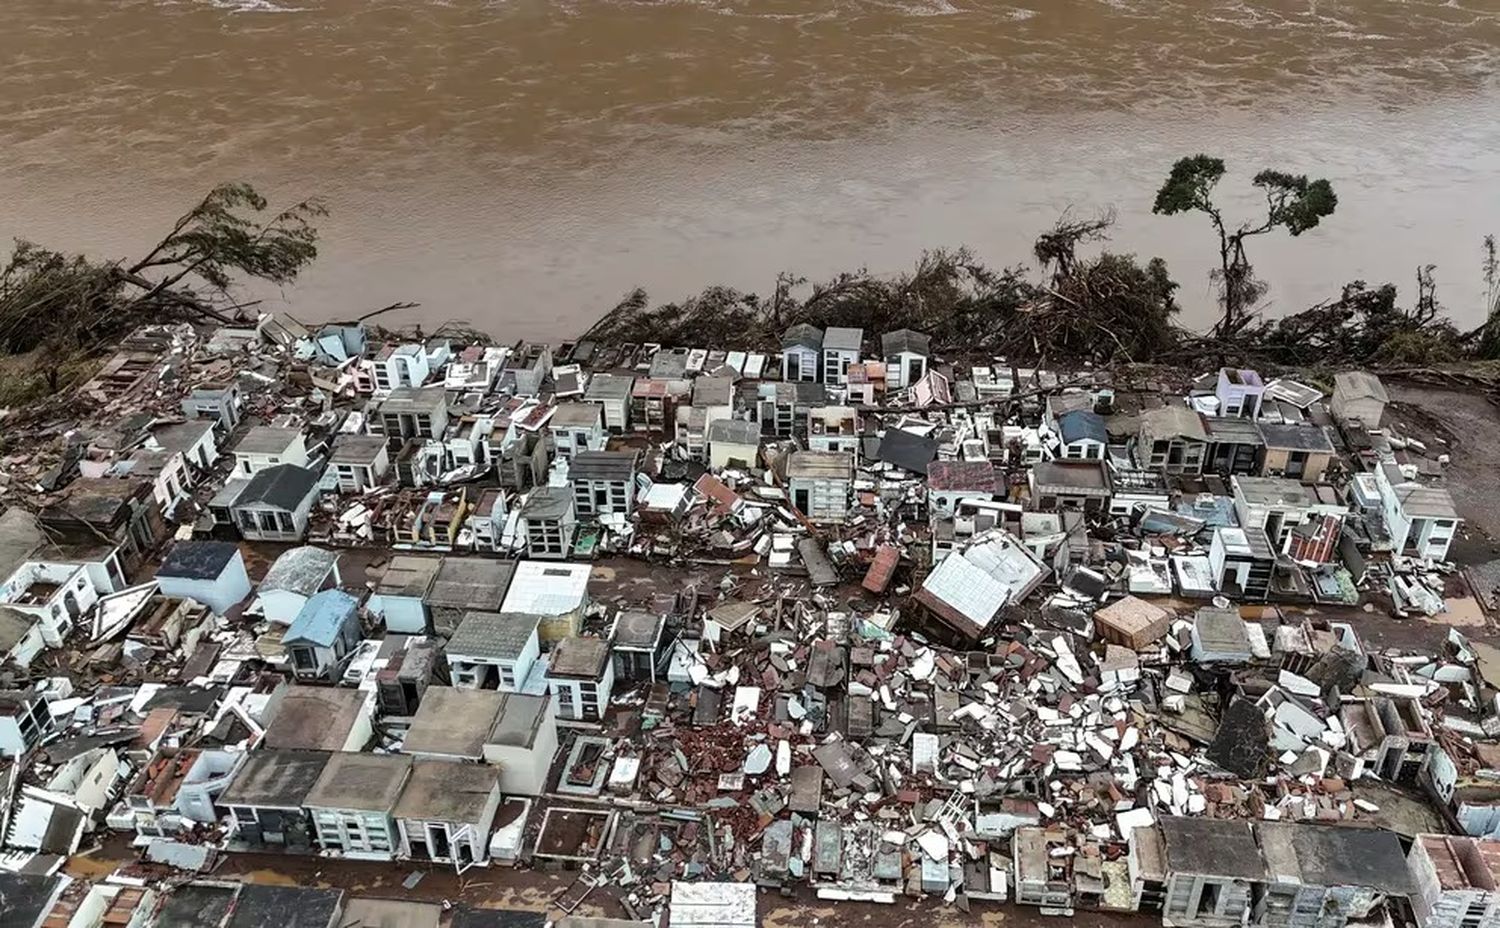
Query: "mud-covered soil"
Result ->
[[1385, 380, 1500, 565]]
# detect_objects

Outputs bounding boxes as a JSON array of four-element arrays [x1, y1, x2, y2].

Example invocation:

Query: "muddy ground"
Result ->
[[1385, 379, 1500, 564]]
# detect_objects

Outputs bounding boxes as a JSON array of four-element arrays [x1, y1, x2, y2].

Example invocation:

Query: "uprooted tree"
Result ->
[[1029, 212, 1182, 361], [583, 207, 1479, 372], [1232, 267, 1465, 367], [584, 213, 1184, 365], [0, 182, 325, 394], [1152, 155, 1337, 338]]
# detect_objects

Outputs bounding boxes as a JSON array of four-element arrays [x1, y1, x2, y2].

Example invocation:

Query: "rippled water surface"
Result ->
[[3, 0, 1499, 338]]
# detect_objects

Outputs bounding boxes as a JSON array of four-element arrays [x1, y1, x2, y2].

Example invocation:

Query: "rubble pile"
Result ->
[[546, 590, 1490, 907]]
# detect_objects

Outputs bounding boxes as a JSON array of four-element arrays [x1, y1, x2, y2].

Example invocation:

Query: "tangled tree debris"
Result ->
[[0, 183, 324, 403], [582, 216, 1478, 373]]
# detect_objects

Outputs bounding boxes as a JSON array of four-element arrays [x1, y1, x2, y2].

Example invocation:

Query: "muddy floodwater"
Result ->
[[3, 0, 1499, 340]]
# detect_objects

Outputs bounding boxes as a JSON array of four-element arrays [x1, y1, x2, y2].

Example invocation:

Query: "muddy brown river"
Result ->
[[2, 0, 1499, 340]]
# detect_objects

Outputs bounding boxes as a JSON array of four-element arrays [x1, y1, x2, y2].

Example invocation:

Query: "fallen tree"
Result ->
[[1205, 266, 1466, 368], [585, 216, 1185, 365], [0, 182, 324, 397], [583, 213, 1472, 374]]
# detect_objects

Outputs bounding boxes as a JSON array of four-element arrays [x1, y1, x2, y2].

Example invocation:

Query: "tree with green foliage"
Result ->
[[585, 214, 1182, 365], [1152, 155, 1337, 337], [1242, 265, 1463, 367], [1031, 213, 1182, 361], [117, 181, 325, 317], [0, 182, 324, 397]]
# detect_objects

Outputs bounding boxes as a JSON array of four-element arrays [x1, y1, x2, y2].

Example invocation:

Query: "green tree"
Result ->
[[0, 182, 325, 396], [1152, 155, 1337, 336], [118, 182, 325, 315]]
